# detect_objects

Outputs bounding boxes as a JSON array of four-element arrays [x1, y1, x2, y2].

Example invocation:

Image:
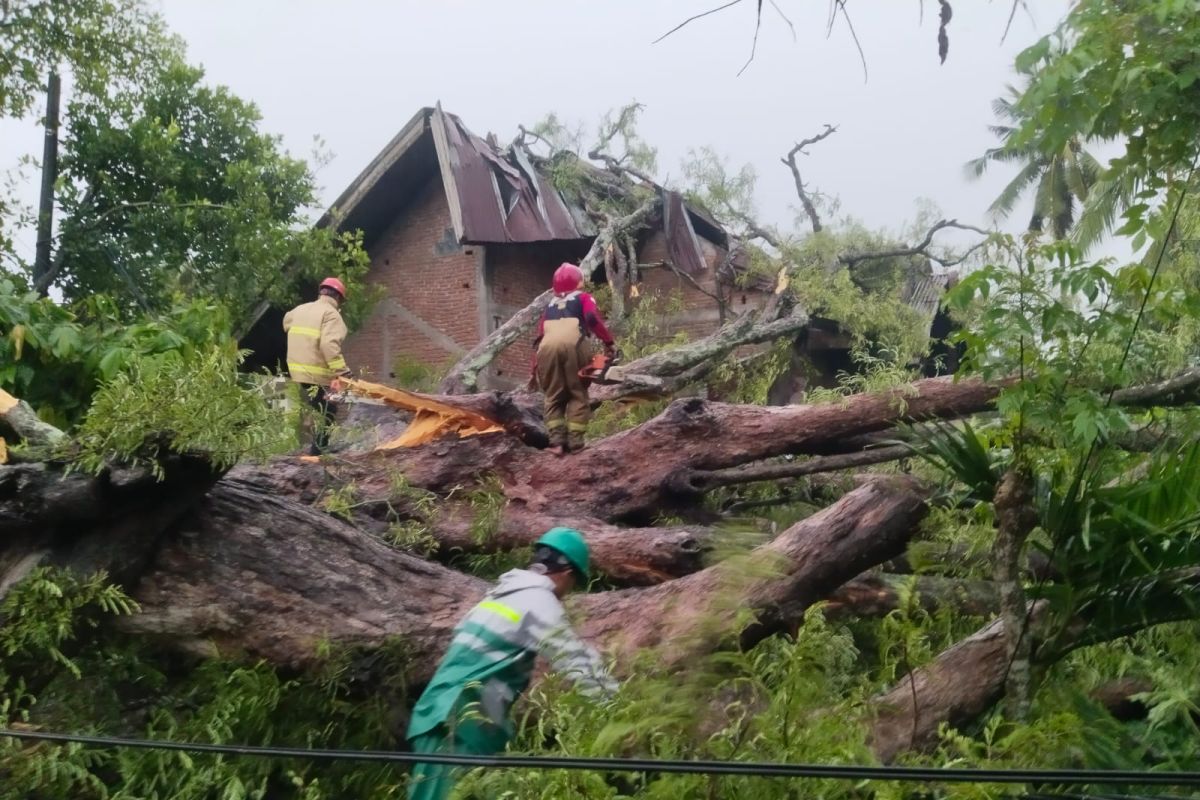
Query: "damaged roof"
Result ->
[[320, 105, 721, 263]]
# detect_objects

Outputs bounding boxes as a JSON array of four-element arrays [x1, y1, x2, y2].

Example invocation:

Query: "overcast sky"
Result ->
[[7, 0, 1122, 263]]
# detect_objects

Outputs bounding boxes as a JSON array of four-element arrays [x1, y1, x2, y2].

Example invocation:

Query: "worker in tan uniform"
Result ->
[[532, 263, 615, 455], [283, 277, 351, 455]]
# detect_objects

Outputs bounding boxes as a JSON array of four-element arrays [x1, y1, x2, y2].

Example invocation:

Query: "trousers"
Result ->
[[297, 383, 337, 455], [536, 338, 591, 451], [407, 717, 508, 800]]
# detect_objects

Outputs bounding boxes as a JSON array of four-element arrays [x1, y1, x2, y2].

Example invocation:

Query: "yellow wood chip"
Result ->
[[0, 389, 18, 415], [343, 378, 505, 449], [0, 437, 7, 465]]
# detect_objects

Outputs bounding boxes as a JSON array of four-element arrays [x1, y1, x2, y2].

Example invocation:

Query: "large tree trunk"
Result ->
[[114, 476, 927, 684], [5, 367, 1199, 766]]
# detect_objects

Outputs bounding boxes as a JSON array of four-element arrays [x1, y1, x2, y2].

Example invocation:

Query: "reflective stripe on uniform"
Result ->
[[477, 600, 522, 624], [288, 362, 335, 376], [449, 631, 511, 663], [567, 422, 588, 432], [545, 418, 567, 430], [327, 356, 347, 371], [288, 326, 321, 338]]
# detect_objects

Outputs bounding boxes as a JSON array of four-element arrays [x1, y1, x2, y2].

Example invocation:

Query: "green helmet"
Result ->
[[535, 527, 590, 579]]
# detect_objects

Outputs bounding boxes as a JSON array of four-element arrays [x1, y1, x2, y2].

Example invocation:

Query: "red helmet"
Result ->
[[319, 277, 347, 299], [552, 263, 583, 295]]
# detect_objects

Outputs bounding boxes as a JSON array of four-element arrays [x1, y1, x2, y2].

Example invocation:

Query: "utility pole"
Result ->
[[32, 71, 61, 295]]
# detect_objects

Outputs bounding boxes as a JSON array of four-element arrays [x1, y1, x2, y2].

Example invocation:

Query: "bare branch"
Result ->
[[1000, 0, 1033, 44], [829, 0, 869, 82], [781, 124, 838, 234], [840, 218, 992, 268], [768, 0, 796, 41], [514, 123, 556, 154], [587, 103, 657, 186], [652, 0, 746, 44], [736, 0, 765, 77]]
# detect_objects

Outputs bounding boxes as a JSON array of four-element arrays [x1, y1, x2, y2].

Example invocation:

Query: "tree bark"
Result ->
[[991, 465, 1038, 721], [870, 613, 1015, 762], [112, 476, 928, 684], [823, 572, 999, 620], [0, 389, 66, 452], [438, 291, 552, 396]]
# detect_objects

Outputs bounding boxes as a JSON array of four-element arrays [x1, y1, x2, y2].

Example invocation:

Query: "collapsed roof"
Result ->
[[319, 104, 724, 272]]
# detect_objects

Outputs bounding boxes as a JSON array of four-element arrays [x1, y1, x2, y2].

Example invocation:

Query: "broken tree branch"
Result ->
[[682, 444, 913, 492], [782, 124, 838, 233], [841, 218, 992, 268], [592, 302, 809, 402], [438, 290, 552, 395], [0, 389, 65, 451]]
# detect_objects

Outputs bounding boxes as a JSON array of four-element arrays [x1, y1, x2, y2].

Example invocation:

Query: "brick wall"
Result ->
[[343, 175, 482, 381]]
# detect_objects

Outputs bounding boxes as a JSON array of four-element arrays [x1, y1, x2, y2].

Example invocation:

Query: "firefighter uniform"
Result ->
[[535, 290, 614, 452], [405, 556, 615, 800], [283, 293, 350, 453]]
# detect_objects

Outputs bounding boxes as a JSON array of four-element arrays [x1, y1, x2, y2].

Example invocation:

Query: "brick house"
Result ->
[[241, 105, 954, 396], [312, 105, 755, 389]]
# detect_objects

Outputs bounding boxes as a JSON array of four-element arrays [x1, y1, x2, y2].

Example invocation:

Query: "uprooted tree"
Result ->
[[7, 4, 1200, 789]]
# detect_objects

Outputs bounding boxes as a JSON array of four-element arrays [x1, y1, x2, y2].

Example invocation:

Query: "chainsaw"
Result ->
[[578, 351, 622, 387]]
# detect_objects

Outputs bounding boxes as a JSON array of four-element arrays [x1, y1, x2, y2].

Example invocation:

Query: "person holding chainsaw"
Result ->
[[283, 277, 352, 455], [532, 262, 616, 455]]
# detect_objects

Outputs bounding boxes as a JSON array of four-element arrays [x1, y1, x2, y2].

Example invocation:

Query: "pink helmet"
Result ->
[[319, 277, 347, 299], [552, 263, 583, 295]]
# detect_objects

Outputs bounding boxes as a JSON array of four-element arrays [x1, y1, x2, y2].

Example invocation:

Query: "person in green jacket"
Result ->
[[406, 527, 616, 800]]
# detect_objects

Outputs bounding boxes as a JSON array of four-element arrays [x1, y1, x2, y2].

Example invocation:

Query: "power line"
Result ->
[[3, 729, 1200, 787]]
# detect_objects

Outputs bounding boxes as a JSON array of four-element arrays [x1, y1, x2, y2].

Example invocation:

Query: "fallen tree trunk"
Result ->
[[117, 475, 928, 683], [869, 612, 1015, 761], [823, 572, 999, 620]]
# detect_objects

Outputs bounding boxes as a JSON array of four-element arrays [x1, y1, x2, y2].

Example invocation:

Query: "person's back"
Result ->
[[533, 263, 615, 455], [283, 277, 350, 454]]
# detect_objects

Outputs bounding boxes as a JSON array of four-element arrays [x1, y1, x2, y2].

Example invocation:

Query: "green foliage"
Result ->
[[54, 56, 370, 329], [0, 568, 135, 689], [0, 569, 414, 800], [708, 337, 792, 405], [586, 287, 685, 438], [1013, 0, 1200, 225], [463, 474, 506, 546], [69, 346, 292, 477], [967, 82, 1108, 241], [806, 347, 921, 408], [390, 354, 446, 393], [460, 607, 880, 800], [0, 279, 244, 426], [0, 1, 168, 120]]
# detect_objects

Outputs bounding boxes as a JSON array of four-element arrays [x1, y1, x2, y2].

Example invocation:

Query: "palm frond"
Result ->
[[1073, 170, 1141, 253], [901, 420, 1004, 502], [990, 159, 1046, 219]]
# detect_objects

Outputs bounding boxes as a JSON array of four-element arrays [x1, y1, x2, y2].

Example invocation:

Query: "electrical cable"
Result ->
[[3, 729, 1200, 787]]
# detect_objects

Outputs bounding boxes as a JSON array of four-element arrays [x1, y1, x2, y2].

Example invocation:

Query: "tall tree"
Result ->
[[966, 84, 1105, 241], [50, 56, 367, 328]]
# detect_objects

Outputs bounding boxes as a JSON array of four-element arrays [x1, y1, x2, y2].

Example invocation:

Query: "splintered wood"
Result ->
[[343, 378, 504, 448]]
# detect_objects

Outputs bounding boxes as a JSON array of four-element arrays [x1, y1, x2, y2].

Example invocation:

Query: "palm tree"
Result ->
[[967, 85, 1108, 243]]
